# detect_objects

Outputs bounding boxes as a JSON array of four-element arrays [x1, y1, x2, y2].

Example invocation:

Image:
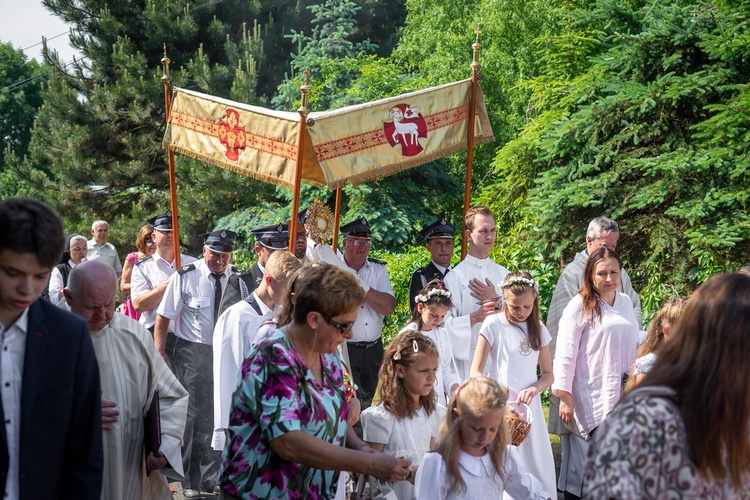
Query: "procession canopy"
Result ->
[[162, 79, 494, 189]]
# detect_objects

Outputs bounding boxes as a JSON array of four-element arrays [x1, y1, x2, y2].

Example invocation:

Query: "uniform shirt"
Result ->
[[87, 240, 123, 273], [131, 252, 196, 329], [443, 254, 510, 380], [212, 292, 273, 450], [408, 261, 450, 309], [0, 308, 27, 500], [343, 258, 395, 342], [156, 259, 231, 345]]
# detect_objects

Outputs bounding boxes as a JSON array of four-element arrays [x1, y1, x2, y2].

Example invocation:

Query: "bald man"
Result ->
[[65, 260, 188, 500]]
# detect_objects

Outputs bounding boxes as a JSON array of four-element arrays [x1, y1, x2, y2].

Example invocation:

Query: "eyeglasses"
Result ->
[[323, 315, 355, 334], [345, 237, 371, 247]]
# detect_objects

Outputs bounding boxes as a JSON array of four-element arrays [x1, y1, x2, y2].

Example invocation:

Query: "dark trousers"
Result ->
[[347, 338, 383, 409], [169, 334, 221, 491]]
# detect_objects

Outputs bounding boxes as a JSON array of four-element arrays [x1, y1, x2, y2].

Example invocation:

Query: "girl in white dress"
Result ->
[[469, 271, 556, 495], [361, 331, 445, 499], [399, 280, 460, 405], [414, 376, 549, 499]]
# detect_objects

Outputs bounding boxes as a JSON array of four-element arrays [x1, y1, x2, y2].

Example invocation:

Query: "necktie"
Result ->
[[211, 272, 223, 323]]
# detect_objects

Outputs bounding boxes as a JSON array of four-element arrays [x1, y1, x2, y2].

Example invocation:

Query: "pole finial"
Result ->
[[298, 68, 311, 116], [471, 29, 482, 71], [161, 44, 171, 83]]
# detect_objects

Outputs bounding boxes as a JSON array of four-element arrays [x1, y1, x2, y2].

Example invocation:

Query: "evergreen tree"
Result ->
[[0, 42, 45, 168], [12, 0, 267, 251], [490, 0, 750, 312]]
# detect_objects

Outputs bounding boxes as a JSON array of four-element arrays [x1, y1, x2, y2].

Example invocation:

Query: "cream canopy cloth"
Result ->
[[163, 79, 494, 189]]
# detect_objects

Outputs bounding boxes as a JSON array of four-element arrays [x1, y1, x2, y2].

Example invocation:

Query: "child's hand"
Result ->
[[516, 387, 537, 405]]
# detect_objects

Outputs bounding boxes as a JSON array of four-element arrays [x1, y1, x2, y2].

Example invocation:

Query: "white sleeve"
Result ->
[[442, 270, 474, 362], [156, 271, 182, 320], [503, 446, 551, 500], [438, 328, 459, 395], [414, 452, 449, 500], [360, 406, 395, 446], [130, 263, 150, 301], [551, 297, 584, 394], [479, 316, 498, 346], [212, 307, 244, 450], [48, 267, 64, 302]]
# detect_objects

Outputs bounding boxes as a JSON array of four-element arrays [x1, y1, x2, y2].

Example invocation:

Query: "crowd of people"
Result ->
[[0, 196, 748, 500]]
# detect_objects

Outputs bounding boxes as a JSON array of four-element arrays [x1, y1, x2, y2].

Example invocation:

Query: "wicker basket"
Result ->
[[507, 403, 532, 446]]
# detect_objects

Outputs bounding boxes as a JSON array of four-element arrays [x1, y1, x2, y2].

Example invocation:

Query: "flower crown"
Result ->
[[415, 288, 453, 303], [499, 276, 539, 292]]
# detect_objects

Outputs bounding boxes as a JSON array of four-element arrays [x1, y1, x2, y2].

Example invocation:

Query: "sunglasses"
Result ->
[[323, 315, 354, 334]]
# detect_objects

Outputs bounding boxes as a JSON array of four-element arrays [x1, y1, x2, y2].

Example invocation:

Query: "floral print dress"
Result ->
[[219, 328, 348, 499], [584, 386, 750, 498]]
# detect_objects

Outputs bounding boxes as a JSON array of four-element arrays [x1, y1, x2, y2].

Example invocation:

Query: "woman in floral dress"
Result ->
[[218, 263, 411, 500]]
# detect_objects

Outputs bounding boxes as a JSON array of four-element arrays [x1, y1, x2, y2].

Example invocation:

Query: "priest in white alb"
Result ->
[[64, 260, 188, 500]]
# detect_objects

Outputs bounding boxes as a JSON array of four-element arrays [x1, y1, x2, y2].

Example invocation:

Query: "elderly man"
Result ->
[[64, 260, 188, 500], [155, 230, 237, 498], [211, 251, 302, 451], [0, 198, 102, 499], [131, 210, 197, 333], [443, 206, 510, 380], [408, 217, 455, 309], [340, 217, 396, 407], [217, 223, 289, 317], [546, 216, 642, 438], [87, 220, 123, 277]]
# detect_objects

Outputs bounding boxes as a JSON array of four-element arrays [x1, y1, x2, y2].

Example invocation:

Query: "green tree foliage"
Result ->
[[489, 0, 750, 316], [0, 43, 45, 168], [394, 0, 562, 197], [8, 0, 269, 252]]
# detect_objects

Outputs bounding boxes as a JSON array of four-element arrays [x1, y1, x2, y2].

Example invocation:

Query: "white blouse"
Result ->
[[415, 447, 550, 499]]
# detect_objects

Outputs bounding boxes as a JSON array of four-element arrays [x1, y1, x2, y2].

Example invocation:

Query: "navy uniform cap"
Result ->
[[203, 229, 237, 253], [146, 210, 174, 231], [298, 208, 308, 224], [251, 223, 289, 250], [340, 217, 371, 238], [421, 217, 455, 240]]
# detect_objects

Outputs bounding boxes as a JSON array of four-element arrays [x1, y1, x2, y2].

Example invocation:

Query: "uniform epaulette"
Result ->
[[134, 255, 153, 266], [367, 257, 386, 265], [177, 263, 197, 275], [229, 265, 243, 274]]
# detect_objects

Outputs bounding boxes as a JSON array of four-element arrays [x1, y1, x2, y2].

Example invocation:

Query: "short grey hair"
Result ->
[[587, 217, 619, 240], [69, 234, 87, 248], [91, 220, 109, 231]]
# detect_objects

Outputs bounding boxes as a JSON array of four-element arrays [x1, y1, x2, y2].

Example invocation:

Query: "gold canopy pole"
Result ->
[[289, 70, 311, 252], [461, 30, 482, 261], [332, 187, 342, 250], [162, 46, 181, 268]]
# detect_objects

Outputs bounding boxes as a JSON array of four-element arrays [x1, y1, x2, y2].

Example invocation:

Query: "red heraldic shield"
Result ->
[[384, 104, 428, 157]]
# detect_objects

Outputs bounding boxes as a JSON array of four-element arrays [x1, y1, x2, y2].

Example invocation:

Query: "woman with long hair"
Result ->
[[585, 273, 750, 496], [552, 247, 639, 499]]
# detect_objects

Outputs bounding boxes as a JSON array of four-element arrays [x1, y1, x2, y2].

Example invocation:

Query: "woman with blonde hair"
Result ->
[[585, 273, 750, 496]]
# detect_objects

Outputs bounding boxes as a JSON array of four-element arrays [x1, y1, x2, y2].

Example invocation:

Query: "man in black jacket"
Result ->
[[0, 198, 102, 499]]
